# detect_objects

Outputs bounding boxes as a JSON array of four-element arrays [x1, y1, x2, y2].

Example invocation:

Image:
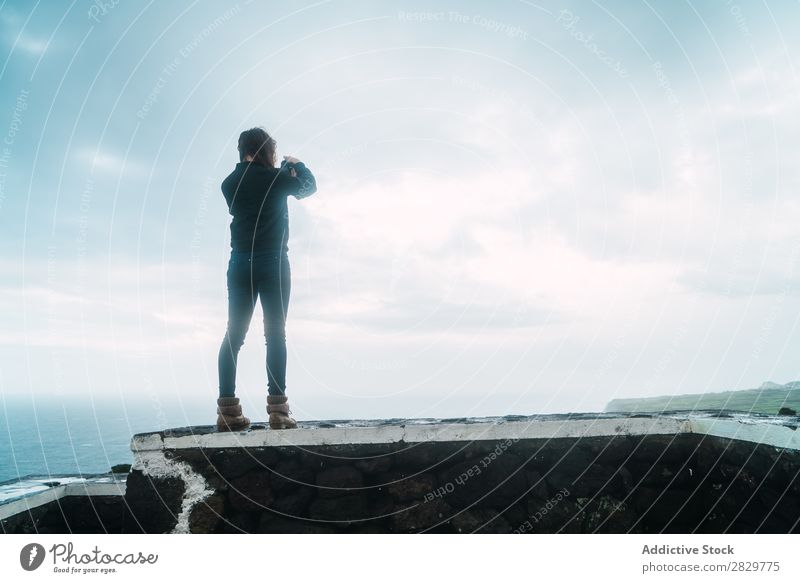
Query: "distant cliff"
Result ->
[[605, 381, 800, 414]]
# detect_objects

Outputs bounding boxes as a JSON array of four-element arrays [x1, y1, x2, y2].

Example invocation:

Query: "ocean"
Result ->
[[0, 394, 213, 484]]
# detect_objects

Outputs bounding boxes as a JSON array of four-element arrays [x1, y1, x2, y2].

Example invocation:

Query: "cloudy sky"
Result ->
[[1, 0, 799, 420]]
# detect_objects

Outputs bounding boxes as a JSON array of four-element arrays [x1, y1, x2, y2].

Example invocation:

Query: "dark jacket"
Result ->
[[221, 159, 317, 252]]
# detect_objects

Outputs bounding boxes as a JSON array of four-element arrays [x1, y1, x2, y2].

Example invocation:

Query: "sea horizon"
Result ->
[[0, 393, 212, 484]]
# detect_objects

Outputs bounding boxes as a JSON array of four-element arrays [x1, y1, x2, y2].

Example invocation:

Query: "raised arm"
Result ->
[[278, 156, 317, 199]]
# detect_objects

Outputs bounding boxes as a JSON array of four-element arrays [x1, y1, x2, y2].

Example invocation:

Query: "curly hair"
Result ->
[[237, 127, 277, 167]]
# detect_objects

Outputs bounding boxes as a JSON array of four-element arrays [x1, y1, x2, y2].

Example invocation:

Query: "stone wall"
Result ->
[[2, 496, 128, 534], [123, 432, 800, 534]]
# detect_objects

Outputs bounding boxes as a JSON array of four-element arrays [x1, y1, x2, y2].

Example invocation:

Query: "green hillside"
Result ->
[[604, 381, 800, 415]]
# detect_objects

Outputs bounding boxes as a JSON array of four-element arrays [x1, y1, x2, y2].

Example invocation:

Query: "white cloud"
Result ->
[[720, 55, 800, 118], [1, 11, 49, 56], [0, 260, 224, 353], [74, 148, 151, 177], [13, 34, 48, 55]]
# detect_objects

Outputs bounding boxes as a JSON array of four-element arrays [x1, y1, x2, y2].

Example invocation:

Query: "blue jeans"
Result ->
[[218, 250, 291, 397]]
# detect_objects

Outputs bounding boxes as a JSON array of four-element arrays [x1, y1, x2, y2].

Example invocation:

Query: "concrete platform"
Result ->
[[3, 411, 798, 534], [132, 410, 800, 451], [122, 411, 800, 534]]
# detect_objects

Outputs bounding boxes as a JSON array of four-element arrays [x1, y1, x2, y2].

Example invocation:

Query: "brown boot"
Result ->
[[216, 396, 251, 432], [267, 394, 297, 429]]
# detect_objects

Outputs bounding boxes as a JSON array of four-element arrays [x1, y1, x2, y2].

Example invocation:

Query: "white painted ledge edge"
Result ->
[[131, 416, 799, 453], [0, 481, 126, 521]]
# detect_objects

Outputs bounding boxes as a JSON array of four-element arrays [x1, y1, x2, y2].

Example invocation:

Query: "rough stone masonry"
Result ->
[[118, 412, 800, 534]]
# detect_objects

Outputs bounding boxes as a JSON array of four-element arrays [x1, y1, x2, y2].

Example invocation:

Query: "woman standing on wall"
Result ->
[[215, 127, 317, 431]]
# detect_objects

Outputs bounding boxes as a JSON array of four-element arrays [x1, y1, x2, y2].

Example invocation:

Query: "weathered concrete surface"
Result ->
[[0, 474, 128, 534], [132, 411, 800, 449], [120, 412, 800, 534], [2, 412, 796, 533]]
